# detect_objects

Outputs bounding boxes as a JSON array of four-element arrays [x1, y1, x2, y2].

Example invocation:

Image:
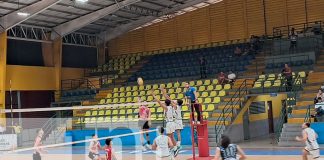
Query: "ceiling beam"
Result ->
[[51, 0, 142, 40], [100, 0, 207, 42], [0, 0, 61, 33]]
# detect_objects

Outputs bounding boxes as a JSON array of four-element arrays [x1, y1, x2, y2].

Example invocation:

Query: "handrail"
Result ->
[[214, 80, 248, 144], [304, 105, 311, 123], [273, 21, 323, 38], [275, 100, 287, 142]]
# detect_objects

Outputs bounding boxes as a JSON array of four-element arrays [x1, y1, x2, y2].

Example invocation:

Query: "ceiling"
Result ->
[[0, 0, 223, 41]]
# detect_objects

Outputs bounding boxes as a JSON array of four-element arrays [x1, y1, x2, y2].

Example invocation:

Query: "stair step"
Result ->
[[296, 101, 313, 107], [218, 105, 240, 110], [287, 118, 314, 124], [208, 120, 230, 126], [212, 112, 233, 118]]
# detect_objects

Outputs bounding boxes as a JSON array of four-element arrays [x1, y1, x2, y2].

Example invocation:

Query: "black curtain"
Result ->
[[62, 45, 97, 68]]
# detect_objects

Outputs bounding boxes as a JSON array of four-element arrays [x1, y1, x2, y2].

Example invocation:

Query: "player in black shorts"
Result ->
[[138, 98, 151, 151]]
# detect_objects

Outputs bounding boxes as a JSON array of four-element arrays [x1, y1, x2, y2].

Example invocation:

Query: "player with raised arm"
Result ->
[[151, 88, 177, 155], [137, 97, 152, 151], [88, 134, 102, 160], [33, 129, 47, 160], [161, 86, 183, 156]]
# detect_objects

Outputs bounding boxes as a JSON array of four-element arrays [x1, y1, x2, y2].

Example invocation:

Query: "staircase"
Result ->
[[244, 53, 266, 77], [43, 125, 66, 145], [208, 79, 254, 146], [278, 123, 304, 147]]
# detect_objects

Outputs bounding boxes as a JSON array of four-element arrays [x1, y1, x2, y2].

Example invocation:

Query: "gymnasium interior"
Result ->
[[0, 0, 324, 159]]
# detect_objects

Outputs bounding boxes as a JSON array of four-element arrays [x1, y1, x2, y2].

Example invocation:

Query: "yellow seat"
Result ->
[[204, 80, 211, 86], [189, 81, 195, 86], [152, 84, 159, 89], [112, 116, 118, 122], [126, 92, 132, 97], [166, 83, 173, 88], [202, 112, 209, 118], [146, 85, 152, 90], [168, 88, 175, 94], [177, 93, 184, 99], [149, 108, 156, 113], [126, 97, 132, 103], [134, 108, 139, 114], [170, 94, 176, 99], [212, 79, 218, 85], [150, 114, 157, 120], [156, 114, 164, 121], [182, 105, 189, 111], [198, 98, 203, 103], [105, 110, 112, 115], [267, 74, 276, 81], [264, 81, 272, 88], [147, 96, 154, 101], [202, 104, 207, 111], [198, 86, 206, 91], [126, 86, 131, 91], [112, 110, 118, 115], [292, 72, 296, 78], [113, 88, 118, 92], [206, 85, 214, 91], [159, 84, 165, 88], [209, 91, 217, 97], [120, 87, 125, 92], [85, 111, 91, 116], [273, 80, 281, 86], [120, 98, 126, 103], [84, 117, 91, 124], [277, 73, 284, 80], [215, 85, 222, 91], [140, 96, 146, 101], [107, 93, 112, 98], [132, 86, 138, 91], [174, 82, 180, 88], [139, 91, 146, 96], [258, 74, 266, 81], [196, 80, 203, 86], [132, 97, 138, 102], [113, 93, 119, 97], [133, 91, 139, 97], [176, 88, 182, 93], [206, 104, 215, 111], [201, 92, 209, 98], [99, 99, 106, 104], [212, 97, 221, 103], [126, 109, 133, 114], [113, 98, 119, 103], [98, 110, 105, 116], [119, 109, 126, 115], [119, 116, 126, 122], [224, 84, 231, 90], [183, 113, 190, 120], [119, 92, 125, 97], [157, 107, 164, 113], [204, 97, 211, 103], [298, 71, 306, 78], [97, 117, 104, 123], [253, 81, 262, 88], [139, 86, 145, 90], [90, 117, 96, 124], [218, 90, 226, 97]]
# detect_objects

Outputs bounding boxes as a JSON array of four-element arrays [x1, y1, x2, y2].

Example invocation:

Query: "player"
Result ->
[[161, 87, 183, 155], [296, 122, 320, 160], [33, 129, 47, 160], [138, 97, 152, 151], [151, 89, 177, 154], [212, 135, 246, 160], [152, 127, 175, 160], [104, 138, 117, 160], [88, 134, 102, 160]]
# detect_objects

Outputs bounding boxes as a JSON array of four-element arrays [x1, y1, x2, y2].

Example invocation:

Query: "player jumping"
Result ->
[[296, 122, 320, 160], [161, 86, 183, 156], [151, 88, 179, 156], [138, 97, 152, 151], [88, 134, 102, 160]]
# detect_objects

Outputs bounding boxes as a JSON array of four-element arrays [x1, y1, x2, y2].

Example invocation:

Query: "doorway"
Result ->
[[267, 101, 274, 133]]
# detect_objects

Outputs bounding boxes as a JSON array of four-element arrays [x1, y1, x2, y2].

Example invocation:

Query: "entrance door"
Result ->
[[267, 101, 274, 133]]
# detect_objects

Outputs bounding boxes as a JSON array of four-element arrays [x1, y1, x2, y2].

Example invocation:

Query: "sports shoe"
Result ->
[[174, 146, 181, 157], [142, 145, 147, 151], [145, 144, 152, 150]]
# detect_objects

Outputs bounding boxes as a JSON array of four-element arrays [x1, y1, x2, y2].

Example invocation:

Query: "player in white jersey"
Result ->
[[151, 89, 177, 149], [296, 122, 320, 160], [161, 87, 183, 156], [152, 127, 175, 160]]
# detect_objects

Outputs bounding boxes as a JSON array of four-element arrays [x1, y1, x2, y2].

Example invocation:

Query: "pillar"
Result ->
[[53, 37, 62, 100], [0, 32, 7, 126]]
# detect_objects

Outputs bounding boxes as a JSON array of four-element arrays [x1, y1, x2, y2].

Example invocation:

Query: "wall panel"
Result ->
[[175, 13, 193, 47], [130, 29, 145, 53], [286, 0, 306, 25], [144, 24, 160, 51], [307, 0, 324, 22], [191, 8, 210, 44], [264, 0, 288, 35], [209, 1, 227, 42], [159, 19, 177, 49], [117, 33, 131, 54], [245, 0, 265, 36], [225, 0, 246, 40]]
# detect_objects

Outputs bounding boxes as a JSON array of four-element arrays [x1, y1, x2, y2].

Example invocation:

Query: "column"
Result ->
[[0, 32, 7, 126], [53, 37, 62, 100]]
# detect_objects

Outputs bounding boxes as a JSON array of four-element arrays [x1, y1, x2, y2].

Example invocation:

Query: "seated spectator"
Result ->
[[228, 71, 236, 83], [314, 89, 324, 104], [218, 72, 228, 85], [242, 47, 249, 56], [287, 106, 293, 118], [234, 47, 242, 56], [313, 97, 324, 122]]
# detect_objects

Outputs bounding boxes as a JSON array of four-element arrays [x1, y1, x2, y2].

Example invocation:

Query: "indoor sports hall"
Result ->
[[0, 0, 324, 160]]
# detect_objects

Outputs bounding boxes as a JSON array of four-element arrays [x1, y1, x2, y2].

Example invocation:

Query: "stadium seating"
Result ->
[[74, 79, 233, 124], [250, 71, 306, 94], [128, 43, 254, 82], [60, 89, 96, 102]]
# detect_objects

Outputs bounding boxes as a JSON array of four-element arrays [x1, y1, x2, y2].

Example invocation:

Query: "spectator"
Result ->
[[242, 47, 250, 56], [218, 72, 227, 85], [282, 64, 292, 91], [234, 47, 242, 57], [289, 27, 298, 53], [313, 97, 324, 122], [199, 57, 207, 79], [11, 123, 23, 147], [314, 89, 324, 104], [227, 71, 236, 83]]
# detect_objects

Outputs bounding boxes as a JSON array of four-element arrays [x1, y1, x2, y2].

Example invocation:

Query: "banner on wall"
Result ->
[[0, 134, 17, 150]]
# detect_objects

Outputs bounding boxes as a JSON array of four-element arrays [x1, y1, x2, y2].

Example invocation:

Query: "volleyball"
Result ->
[[137, 77, 144, 86]]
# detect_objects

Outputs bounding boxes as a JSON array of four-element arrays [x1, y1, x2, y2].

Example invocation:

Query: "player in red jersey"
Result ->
[[104, 138, 117, 160]]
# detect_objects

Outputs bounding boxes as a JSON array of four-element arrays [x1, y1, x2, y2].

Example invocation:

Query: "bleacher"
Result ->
[[60, 89, 97, 102], [74, 79, 233, 125], [128, 43, 254, 82]]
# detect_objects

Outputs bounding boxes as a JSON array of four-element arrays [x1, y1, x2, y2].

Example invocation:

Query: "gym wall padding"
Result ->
[[62, 45, 97, 68], [311, 122, 324, 144]]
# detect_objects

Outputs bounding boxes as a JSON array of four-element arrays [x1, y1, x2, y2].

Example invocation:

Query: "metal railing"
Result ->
[[214, 80, 249, 144], [275, 100, 287, 142], [61, 78, 99, 91], [304, 105, 312, 123], [41, 113, 68, 144], [273, 21, 323, 38]]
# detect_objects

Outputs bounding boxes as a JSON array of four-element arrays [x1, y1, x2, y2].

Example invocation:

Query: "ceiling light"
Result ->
[[17, 12, 30, 16], [75, 0, 88, 3]]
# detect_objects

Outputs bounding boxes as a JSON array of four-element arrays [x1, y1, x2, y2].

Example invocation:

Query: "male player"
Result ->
[[138, 97, 152, 151], [88, 134, 102, 160], [104, 138, 117, 160], [151, 89, 177, 154], [184, 82, 201, 124], [33, 129, 47, 160], [161, 87, 183, 155], [296, 122, 320, 160], [152, 127, 175, 160]]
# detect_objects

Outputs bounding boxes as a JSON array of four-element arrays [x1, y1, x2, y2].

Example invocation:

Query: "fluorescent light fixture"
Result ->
[[76, 0, 88, 3], [17, 12, 30, 16]]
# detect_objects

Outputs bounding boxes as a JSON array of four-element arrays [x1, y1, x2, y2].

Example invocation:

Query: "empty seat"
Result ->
[[215, 85, 223, 91]]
